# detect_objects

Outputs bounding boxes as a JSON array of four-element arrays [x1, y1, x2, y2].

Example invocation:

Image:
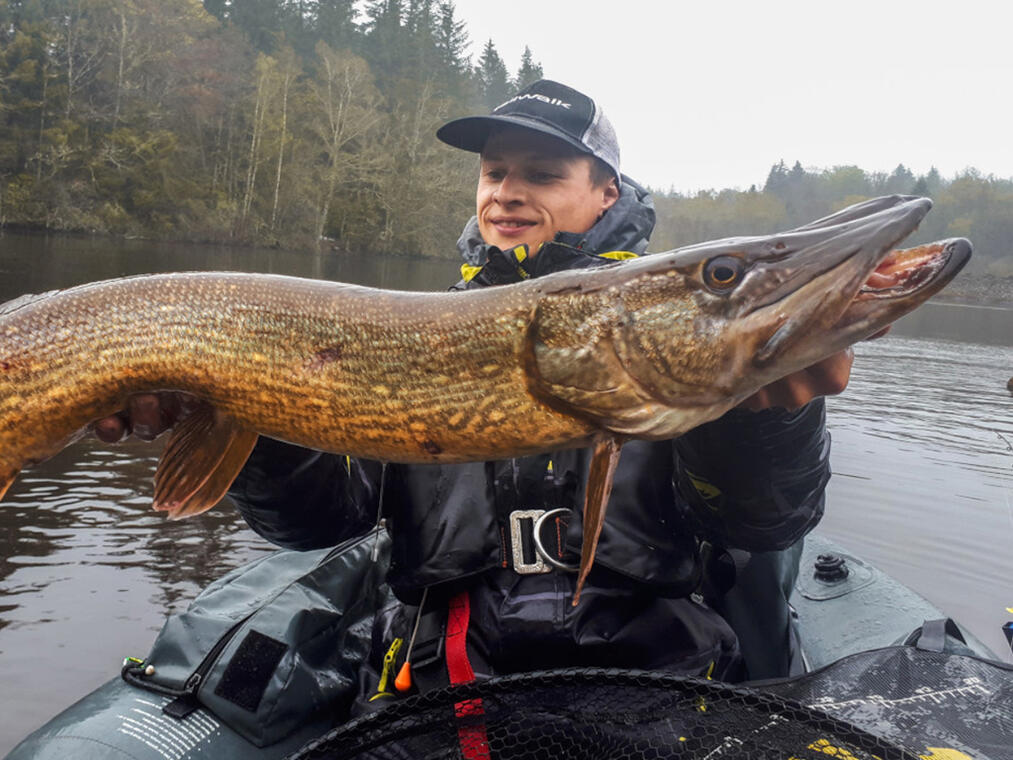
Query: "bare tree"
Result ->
[[60, 0, 109, 120], [269, 47, 300, 231], [240, 53, 277, 232], [308, 43, 381, 242]]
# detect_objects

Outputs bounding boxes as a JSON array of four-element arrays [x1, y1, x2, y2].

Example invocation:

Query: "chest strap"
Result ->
[[446, 591, 490, 760]]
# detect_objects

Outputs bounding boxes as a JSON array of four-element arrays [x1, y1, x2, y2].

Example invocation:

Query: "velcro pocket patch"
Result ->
[[214, 630, 287, 712]]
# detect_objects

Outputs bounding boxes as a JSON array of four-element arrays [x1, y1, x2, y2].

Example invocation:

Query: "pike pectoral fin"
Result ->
[[153, 404, 259, 520], [572, 434, 624, 606]]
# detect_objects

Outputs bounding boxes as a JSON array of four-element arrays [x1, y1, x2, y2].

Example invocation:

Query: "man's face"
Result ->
[[477, 127, 618, 255]]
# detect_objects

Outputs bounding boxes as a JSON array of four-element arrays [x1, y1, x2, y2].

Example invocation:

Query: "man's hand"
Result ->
[[739, 325, 892, 412], [92, 392, 199, 443], [738, 349, 854, 411]]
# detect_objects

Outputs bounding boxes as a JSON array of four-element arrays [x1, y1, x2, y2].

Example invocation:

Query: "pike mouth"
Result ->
[[856, 242, 955, 300], [835, 237, 971, 332]]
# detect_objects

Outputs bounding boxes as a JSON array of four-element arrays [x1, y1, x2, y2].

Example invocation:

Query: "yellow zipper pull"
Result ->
[[368, 638, 403, 702]]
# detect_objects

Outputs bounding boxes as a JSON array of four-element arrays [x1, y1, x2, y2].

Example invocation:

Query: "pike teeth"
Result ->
[[857, 243, 949, 299]]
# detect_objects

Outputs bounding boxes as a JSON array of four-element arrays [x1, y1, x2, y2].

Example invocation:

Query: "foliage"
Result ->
[[1, 1, 1011, 274], [650, 164, 1013, 277], [0, 0, 533, 255]]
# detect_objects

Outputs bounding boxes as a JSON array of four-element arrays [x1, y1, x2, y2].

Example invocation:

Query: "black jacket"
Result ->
[[226, 179, 829, 679]]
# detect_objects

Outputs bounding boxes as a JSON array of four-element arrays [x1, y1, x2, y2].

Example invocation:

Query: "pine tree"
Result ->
[[405, 0, 438, 74], [406, 0, 435, 37], [884, 163, 915, 195], [435, 1, 468, 74], [315, 0, 358, 50], [279, 0, 314, 55], [362, 0, 409, 90], [203, 0, 229, 22], [229, 0, 281, 52], [513, 45, 542, 91], [476, 39, 509, 109], [763, 160, 788, 195]]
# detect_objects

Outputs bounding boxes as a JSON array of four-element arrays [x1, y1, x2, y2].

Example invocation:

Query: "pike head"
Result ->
[[526, 195, 971, 438]]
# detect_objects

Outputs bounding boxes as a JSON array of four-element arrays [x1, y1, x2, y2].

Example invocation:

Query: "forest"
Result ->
[[1, 0, 1012, 278]]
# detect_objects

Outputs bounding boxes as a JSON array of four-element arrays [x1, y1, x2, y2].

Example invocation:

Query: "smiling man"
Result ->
[[474, 128, 618, 253]]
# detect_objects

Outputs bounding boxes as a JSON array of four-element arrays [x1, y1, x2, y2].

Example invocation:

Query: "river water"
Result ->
[[0, 231, 1011, 754]]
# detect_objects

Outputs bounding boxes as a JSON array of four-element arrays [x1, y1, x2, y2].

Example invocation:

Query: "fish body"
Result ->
[[0, 196, 971, 591], [0, 271, 596, 468]]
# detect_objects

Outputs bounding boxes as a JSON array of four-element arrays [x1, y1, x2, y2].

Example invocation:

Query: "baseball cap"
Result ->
[[437, 79, 621, 182]]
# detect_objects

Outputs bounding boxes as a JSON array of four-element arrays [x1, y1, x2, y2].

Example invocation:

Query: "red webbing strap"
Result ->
[[446, 591, 490, 760]]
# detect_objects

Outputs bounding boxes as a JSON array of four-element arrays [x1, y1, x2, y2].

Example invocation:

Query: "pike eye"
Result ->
[[703, 256, 744, 292]]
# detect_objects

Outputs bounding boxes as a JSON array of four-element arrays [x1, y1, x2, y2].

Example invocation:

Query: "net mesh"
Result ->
[[288, 668, 917, 760]]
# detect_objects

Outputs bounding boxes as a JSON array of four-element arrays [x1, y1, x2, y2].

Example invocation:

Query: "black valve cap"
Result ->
[[814, 553, 849, 583]]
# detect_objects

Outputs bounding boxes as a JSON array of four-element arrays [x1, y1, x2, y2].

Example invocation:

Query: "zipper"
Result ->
[[186, 616, 248, 693], [161, 615, 250, 719]]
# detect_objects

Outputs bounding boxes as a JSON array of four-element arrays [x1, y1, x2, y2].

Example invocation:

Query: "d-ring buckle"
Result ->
[[533, 508, 580, 573]]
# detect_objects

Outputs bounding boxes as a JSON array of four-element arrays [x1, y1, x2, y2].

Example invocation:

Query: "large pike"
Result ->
[[0, 196, 969, 601]]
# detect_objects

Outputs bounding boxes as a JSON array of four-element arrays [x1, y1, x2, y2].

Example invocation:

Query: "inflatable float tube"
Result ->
[[4, 534, 999, 759]]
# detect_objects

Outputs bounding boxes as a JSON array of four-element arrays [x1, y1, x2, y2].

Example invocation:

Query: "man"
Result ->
[[96, 80, 849, 706]]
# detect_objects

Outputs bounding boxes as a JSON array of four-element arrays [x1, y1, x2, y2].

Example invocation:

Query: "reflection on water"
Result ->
[[0, 438, 277, 751], [1, 232, 1012, 753], [0, 230, 457, 298], [823, 335, 1013, 663], [3, 439, 267, 612]]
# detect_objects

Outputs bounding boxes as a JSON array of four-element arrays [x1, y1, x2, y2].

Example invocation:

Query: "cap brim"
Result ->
[[436, 114, 594, 158]]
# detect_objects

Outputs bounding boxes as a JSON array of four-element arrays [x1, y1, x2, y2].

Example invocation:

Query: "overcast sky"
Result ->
[[450, 0, 1013, 194]]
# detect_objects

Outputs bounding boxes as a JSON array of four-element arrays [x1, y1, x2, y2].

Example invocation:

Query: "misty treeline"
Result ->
[[653, 162, 1013, 277], [0, 0, 543, 253], [1, 2, 1010, 276]]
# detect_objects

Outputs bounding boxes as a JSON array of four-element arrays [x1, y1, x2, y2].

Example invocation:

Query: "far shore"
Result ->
[[935, 274, 1013, 306]]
